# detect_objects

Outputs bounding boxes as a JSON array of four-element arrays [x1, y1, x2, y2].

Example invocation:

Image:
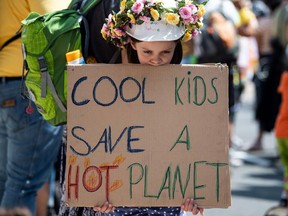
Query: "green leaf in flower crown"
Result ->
[[136, 19, 144, 25], [126, 1, 134, 9]]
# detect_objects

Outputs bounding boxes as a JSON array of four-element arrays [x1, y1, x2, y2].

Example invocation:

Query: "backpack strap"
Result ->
[[68, 0, 103, 60], [80, 0, 103, 59], [0, 32, 21, 51], [46, 71, 67, 112], [81, 15, 90, 60], [37, 56, 67, 112], [109, 49, 121, 63]]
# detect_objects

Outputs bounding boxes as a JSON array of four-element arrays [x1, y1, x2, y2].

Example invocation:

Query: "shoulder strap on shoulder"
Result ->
[[67, 0, 103, 59]]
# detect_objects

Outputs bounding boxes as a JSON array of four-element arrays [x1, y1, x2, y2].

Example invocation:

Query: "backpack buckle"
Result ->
[[38, 56, 48, 73]]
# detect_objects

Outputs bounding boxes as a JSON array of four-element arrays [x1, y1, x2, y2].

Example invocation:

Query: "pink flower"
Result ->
[[139, 16, 150, 23], [107, 14, 113, 26], [123, 25, 128, 31], [192, 29, 199, 38], [114, 28, 126, 37], [131, 1, 144, 14], [179, 6, 192, 19], [183, 16, 195, 24], [187, 4, 197, 14], [101, 24, 110, 39], [192, 15, 199, 23], [101, 24, 110, 35]]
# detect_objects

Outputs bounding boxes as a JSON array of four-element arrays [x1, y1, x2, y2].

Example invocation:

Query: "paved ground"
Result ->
[[186, 80, 285, 216]]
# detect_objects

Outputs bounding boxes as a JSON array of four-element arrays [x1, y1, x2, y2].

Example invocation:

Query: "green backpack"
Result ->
[[21, 0, 102, 126]]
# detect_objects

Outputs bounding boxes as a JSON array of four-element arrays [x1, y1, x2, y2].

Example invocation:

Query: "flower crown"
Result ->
[[101, 0, 206, 48]]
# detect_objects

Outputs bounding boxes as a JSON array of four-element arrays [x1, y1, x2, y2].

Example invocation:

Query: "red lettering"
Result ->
[[68, 165, 79, 200], [83, 166, 102, 192], [100, 165, 119, 202]]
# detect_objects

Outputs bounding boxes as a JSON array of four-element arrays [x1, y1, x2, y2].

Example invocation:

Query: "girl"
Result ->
[[95, 0, 206, 215], [59, 0, 206, 215]]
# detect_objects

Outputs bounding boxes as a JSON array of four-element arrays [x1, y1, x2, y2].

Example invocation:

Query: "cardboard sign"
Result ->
[[65, 64, 231, 208]]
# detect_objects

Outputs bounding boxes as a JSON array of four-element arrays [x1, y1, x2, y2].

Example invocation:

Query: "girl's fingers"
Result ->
[[103, 204, 114, 213], [192, 203, 198, 215], [182, 198, 191, 211], [181, 198, 204, 215], [200, 208, 204, 216], [101, 201, 109, 212], [93, 207, 101, 212], [184, 198, 190, 211], [188, 199, 194, 212], [93, 201, 114, 213]]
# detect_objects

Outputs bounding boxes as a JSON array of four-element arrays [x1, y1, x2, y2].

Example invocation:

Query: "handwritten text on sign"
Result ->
[[66, 64, 231, 208]]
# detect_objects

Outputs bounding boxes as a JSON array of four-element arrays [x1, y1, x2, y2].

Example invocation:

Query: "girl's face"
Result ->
[[130, 41, 177, 66]]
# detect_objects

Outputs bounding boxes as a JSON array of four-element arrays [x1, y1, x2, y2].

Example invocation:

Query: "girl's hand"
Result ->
[[181, 198, 204, 216], [93, 201, 115, 213]]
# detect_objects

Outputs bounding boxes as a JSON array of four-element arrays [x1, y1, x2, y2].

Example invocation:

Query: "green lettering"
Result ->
[[175, 78, 184, 105], [208, 77, 218, 104], [206, 162, 228, 202], [157, 166, 172, 198], [128, 163, 144, 199], [144, 165, 158, 198], [193, 76, 206, 106], [172, 164, 191, 198], [194, 161, 207, 200], [170, 125, 190, 151]]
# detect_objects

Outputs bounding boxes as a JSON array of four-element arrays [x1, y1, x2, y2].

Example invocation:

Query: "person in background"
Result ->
[[60, 0, 206, 215], [233, 0, 259, 82], [273, 0, 288, 209], [248, 0, 273, 151], [275, 70, 288, 209], [203, 0, 240, 25], [0, 0, 70, 215], [248, 0, 284, 151]]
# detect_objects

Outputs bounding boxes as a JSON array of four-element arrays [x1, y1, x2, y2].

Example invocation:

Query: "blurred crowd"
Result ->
[[182, 0, 288, 213]]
